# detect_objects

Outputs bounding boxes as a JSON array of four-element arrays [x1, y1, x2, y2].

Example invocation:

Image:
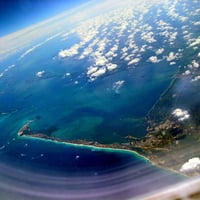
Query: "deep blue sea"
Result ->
[[0, 35, 185, 199]]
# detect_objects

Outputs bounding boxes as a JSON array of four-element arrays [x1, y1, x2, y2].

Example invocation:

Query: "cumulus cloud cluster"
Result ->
[[87, 67, 107, 81], [180, 157, 200, 173], [165, 52, 181, 62], [182, 60, 200, 82], [58, 44, 80, 58], [172, 108, 190, 121], [57, 0, 199, 82], [155, 48, 164, 55], [148, 56, 160, 63]]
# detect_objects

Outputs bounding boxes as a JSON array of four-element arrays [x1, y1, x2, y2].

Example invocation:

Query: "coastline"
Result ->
[[16, 73, 200, 178], [17, 123, 188, 178]]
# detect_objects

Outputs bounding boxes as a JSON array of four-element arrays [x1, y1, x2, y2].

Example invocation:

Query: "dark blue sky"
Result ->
[[0, 0, 90, 37]]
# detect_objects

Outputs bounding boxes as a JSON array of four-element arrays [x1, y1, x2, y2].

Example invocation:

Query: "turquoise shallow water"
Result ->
[[0, 37, 177, 144], [0, 137, 185, 200]]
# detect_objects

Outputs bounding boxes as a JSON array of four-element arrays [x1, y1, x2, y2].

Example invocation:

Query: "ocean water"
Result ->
[[0, 37, 178, 143], [0, 136, 185, 200], [0, 32, 185, 199]]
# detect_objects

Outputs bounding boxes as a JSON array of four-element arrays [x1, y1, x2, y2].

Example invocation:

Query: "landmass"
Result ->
[[17, 114, 200, 177], [16, 72, 200, 177]]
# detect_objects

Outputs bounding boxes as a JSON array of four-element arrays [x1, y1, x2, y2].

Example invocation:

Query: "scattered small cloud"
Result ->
[[58, 44, 80, 58], [87, 66, 98, 76], [56, 0, 197, 83], [155, 48, 164, 55], [191, 60, 199, 68], [127, 58, 141, 66], [36, 70, 45, 78], [180, 157, 200, 173], [87, 66, 107, 81], [63, 72, 71, 78], [141, 31, 156, 43], [106, 63, 118, 71], [169, 31, 178, 43], [166, 52, 180, 62], [193, 21, 200, 26], [169, 61, 176, 65], [112, 80, 125, 94], [94, 55, 108, 66], [182, 70, 191, 76], [172, 108, 190, 121], [148, 56, 160, 63], [189, 37, 200, 47], [0, 64, 16, 78], [91, 67, 106, 77], [191, 75, 200, 82]]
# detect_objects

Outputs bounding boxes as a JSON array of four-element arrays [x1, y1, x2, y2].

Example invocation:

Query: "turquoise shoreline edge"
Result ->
[[17, 132, 186, 178]]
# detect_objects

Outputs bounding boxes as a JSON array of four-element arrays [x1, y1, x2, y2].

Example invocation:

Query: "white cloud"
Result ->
[[110, 44, 118, 52], [120, 52, 128, 60], [105, 51, 115, 58], [87, 66, 98, 75], [106, 63, 118, 71], [182, 70, 191, 76], [20, 47, 37, 59], [166, 52, 177, 61], [179, 16, 188, 22], [127, 58, 140, 66], [0, 64, 16, 78], [192, 60, 199, 68], [187, 60, 199, 70], [148, 56, 160, 63], [112, 80, 125, 94], [180, 157, 200, 173], [87, 67, 107, 81], [94, 55, 108, 66], [36, 70, 45, 78], [169, 61, 176, 65], [58, 44, 80, 58], [52, 0, 194, 84], [124, 56, 131, 62], [189, 37, 200, 47], [141, 31, 156, 43], [191, 75, 200, 82], [65, 72, 71, 76], [140, 45, 147, 53], [0, 11, 68, 61], [193, 21, 200, 26], [122, 47, 128, 53], [91, 67, 106, 77], [169, 31, 178, 42], [79, 47, 93, 59], [7, 64, 15, 70], [172, 108, 190, 121]]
